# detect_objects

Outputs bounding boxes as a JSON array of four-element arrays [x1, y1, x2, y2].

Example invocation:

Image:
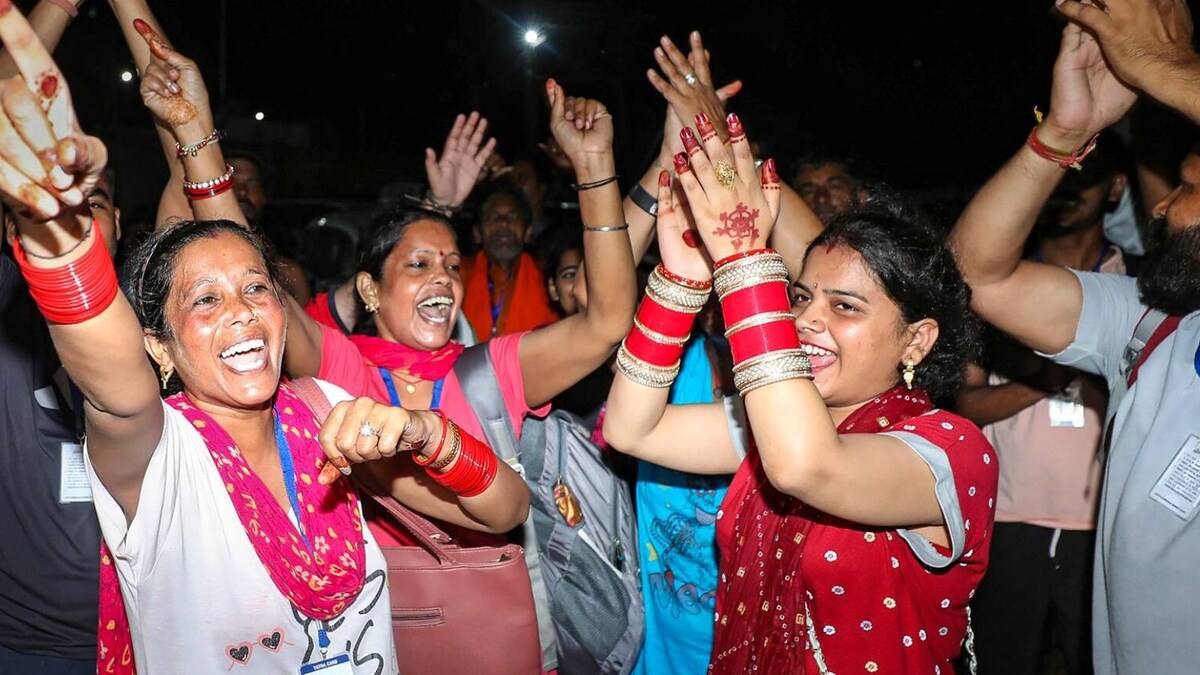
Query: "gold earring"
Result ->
[[159, 365, 173, 391], [366, 302, 378, 314], [903, 360, 915, 390]]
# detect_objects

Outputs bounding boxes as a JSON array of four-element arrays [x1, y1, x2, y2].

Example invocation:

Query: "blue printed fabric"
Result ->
[[633, 336, 732, 675]]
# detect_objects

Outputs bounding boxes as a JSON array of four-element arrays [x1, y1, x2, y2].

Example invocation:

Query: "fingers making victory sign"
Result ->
[[0, 0, 106, 223]]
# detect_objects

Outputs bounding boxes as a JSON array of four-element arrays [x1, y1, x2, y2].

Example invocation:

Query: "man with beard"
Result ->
[[462, 183, 559, 337], [952, 3, 1200, 672], [956, 135, 1129, 675]]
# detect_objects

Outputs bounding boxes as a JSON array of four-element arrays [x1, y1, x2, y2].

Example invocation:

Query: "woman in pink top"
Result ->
[[283, 82, 636, 535]]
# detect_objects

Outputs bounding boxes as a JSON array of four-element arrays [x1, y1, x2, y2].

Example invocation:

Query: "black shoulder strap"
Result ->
[[453, 344, 522, 466]]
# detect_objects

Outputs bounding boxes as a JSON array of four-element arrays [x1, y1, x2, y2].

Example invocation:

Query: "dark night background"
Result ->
[[43, 1, 1200, 225]]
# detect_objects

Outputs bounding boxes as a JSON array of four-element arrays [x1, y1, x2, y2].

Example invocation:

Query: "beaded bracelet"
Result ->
[[175, 129, 224, 158], [183, 164, 235, 200]]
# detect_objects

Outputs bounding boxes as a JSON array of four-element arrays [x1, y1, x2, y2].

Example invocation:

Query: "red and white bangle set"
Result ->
[[714, 248, 812, 395], [617, 264, 711, 388]]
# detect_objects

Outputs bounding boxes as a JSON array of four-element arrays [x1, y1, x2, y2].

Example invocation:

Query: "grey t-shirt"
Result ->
[[1042, 270, 1200, 675]]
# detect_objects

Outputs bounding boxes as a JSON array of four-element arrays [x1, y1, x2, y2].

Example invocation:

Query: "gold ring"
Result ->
[[714, 161, 737, 191]]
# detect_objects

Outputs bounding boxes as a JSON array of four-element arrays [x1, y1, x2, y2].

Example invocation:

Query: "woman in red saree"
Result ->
[[602, 113, 997, 674]]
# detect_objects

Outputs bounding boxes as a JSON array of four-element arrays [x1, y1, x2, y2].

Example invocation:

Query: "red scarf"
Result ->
[[709, 386, 934, 674], [348, 333, 464, 381], [97, 384, 367, 674]]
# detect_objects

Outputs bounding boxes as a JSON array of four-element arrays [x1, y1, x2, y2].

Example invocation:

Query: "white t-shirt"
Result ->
[[86, 379, 399, 674]]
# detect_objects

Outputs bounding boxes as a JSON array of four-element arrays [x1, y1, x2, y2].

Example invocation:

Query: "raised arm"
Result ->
[[109, 0, 243, 227], [602, 170, 742, 475], [0, 4, 160, 516], [949, 21, 1136, 354], [517, 81, 636, 407]]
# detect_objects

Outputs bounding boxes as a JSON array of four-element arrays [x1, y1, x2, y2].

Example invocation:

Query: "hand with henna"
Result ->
[[673, 113, 783, 262], [649, 31, 743, 167], [655, 169, 712, 282], [133, 19, 212, 141], [0, 0, 106, 224], [424, 111, 497, 209]]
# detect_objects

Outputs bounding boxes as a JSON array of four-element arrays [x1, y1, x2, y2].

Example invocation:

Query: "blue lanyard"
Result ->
[[379, 367, 443, 409], [273, 408, 332, 654]]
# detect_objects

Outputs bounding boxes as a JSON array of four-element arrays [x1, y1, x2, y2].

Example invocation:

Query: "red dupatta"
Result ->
[[709, 386, 934, 674]]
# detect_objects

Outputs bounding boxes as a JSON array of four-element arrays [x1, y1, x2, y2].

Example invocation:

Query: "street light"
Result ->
[[523, 28, 545, 48], [254, 111, 265, 121], [120, 70, 133, 83]]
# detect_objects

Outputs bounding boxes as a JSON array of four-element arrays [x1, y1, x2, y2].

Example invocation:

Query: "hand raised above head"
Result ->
[[425, 111, 497, 208], [133, 18, 212, 135], [545, 78, 613, 166], [1057, 0, 1196, 98], [0, 0, 106, 221], [648, 31, 742, 160], [655, 169, 713, 283], [1041, 17, 1137, 148], [673, 112, 782, 263]]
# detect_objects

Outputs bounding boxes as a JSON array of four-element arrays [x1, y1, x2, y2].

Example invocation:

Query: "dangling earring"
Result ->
[[903, 360, 915, 390], [159, 365, 173, 391]]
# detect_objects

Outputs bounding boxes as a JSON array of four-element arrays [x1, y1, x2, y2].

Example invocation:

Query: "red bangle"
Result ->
[[185, 180, 234, 201], [411, 410, 449, 467], [1026, 127, 1099, 171], [623, 326, 684, 367], [13, 225, 120, 325], [720, 281, 791, 327], [636, 295, 696, 336], [656, 264, 712, 290], [728, 319, 800, 362], [429, 430, 498, 497], [713, 248, 773, 271]]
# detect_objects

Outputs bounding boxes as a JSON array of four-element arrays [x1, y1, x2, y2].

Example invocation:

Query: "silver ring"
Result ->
[[684, 72, 698, 86], [359, 421, 378, 439]]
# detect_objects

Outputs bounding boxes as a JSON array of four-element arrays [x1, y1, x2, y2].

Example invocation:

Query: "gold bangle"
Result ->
[[634, 317, 692, 347], [428, 424, 461, 471], [733, 349, 814, 396], [616, 342, 681, 389], [724, 311, 796, 338], [647, 270, 710, 312], [713, 254, 790, 299], [645, 284, 705, 315]]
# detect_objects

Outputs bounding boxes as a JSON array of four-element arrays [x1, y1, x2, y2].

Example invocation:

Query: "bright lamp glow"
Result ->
[[120, 70, 134, 83], [254, 111, 265, 121], [523, 28, 545, 47]]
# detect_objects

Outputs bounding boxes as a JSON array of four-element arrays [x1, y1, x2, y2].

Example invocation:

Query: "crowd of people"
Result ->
[[2, 0, 1200, 674]]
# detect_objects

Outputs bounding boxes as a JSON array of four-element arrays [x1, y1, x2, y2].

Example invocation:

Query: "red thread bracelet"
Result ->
[[1026, 127, 1099, 170]]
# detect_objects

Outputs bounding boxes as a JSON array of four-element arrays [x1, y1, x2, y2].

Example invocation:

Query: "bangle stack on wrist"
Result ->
[[714, 249, 812, 395], [426, 425, 498, 497], [617, 264, 711, 388], [183, 163, 235, 201], [13, 222, 120, 325]]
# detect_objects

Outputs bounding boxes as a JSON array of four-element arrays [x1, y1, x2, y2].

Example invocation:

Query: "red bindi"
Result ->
[[38, 74, 57, 100]]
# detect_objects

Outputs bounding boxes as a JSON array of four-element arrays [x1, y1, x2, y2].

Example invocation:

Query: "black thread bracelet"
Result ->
[[571, 174, 619, 191]]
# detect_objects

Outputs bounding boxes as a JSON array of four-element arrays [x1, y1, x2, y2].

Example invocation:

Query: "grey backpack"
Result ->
[[455, 345, 644, 675]]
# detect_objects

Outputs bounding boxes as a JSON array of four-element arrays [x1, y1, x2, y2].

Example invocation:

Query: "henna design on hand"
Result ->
[[713, 202, 760, 252]]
